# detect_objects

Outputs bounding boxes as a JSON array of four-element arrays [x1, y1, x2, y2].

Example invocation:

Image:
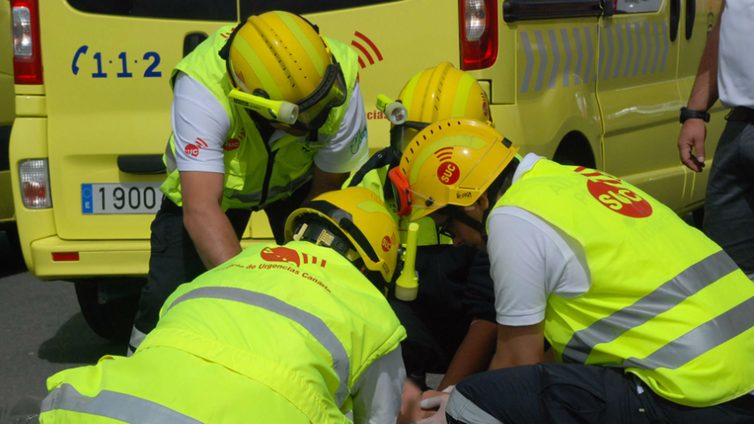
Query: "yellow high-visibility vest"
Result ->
[[161, 26, 360, 211], [493, 158, 754, 407], [41, 241, 406, 423]]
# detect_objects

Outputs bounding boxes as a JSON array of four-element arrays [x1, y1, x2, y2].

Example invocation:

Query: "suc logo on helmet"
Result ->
[[437, 162, 460, 185]]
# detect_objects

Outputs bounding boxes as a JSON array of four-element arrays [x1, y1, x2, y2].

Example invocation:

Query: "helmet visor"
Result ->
[[389, 121, 431, 157], [291, 63, 347, 132]]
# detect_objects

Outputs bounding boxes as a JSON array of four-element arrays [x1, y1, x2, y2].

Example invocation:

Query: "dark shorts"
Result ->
[[389, 244, 496, 387], [447, 363, 754, 424]]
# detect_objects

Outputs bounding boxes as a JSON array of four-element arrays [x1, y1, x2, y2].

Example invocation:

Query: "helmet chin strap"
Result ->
[[439, 206, 488, 242]]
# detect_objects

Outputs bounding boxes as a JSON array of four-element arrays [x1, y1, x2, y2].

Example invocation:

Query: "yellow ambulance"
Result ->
[[9, 0, 723, 339]]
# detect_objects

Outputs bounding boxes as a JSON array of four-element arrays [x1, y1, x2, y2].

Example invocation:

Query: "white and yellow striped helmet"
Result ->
[[390, 62, 494, 155], [224, 11, 346, 131]]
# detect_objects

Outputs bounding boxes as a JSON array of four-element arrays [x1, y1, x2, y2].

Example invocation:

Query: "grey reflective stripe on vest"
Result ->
[[165, 139, 177, 173], [622, 295, 754, 370], [41, 383, 202, 423], [167, 286, 351, 407], [229, 171, 313, 206], [562, 250, 741, 366], [446, 389, 504, 424]]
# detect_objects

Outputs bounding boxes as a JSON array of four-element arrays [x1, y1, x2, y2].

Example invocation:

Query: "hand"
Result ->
[[412, 390, 452, 424], [677, 119, 708, 172], [421, 390, 443, 401]]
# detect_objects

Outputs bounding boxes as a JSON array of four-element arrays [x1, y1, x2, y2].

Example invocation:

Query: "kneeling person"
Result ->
[[40, 188, 409, 424], [393, 118, 754, 424]]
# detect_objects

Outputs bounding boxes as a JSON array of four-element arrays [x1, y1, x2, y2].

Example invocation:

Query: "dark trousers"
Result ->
[[704, 108, 754, 276], [389, 244, 496, 388], [131, 181, 312, 347], [447, 363, 754, 424]]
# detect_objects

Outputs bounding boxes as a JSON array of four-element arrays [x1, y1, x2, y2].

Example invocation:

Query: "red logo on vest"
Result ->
[[223, 138, 240, 151], [575, 167, 653, 218], [260, 246, 301, 267]]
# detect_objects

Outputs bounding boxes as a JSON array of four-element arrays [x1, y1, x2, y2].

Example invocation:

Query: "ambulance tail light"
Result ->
[[460, 0, 498, 70], [11, 0, 43, 85], [19, 159, 52, 208]]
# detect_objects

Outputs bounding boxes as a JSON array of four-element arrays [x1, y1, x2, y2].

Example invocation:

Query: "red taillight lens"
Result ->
[[52, 252, 80, 262], [460, 0, 499, 70], [11, 0, 43, 85]]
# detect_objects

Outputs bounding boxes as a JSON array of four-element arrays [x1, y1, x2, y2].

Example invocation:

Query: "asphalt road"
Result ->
[[0, 230, 127, 422]]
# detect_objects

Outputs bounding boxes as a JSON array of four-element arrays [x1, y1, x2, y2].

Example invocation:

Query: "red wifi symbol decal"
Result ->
[[351, 32, 383, 69], [435, 147, 454, 162]]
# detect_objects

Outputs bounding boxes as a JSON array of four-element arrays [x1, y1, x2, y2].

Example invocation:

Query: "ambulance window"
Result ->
[[615, 0, 662, 14], [240, 0, 400, 17], [66, 0, 237, 21]]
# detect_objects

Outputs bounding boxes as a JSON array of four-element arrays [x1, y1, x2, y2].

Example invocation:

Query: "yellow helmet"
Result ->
[[388, 62, 493, 156], [388, 118, 519, 222], [221, 11, 347, 132], [284, 187, 399, 284]]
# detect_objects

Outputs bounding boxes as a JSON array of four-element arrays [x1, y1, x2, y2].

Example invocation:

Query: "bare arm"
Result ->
[[180, 171, 242, 269], [303, 163, 350, 204], [678, 0, 724, 172], [489, 321, 548, 370], [437, 319, 498, 390]]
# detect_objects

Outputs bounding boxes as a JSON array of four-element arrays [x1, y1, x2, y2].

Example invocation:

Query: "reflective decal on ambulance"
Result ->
[[520, 20, 670, 93], [72, 45, 163, 78]]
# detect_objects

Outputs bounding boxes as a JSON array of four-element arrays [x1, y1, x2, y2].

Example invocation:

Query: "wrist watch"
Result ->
[[680, 106, 710, 124]]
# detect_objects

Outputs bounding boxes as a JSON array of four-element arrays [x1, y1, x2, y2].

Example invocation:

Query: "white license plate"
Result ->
[[82, 183, 163, 214]]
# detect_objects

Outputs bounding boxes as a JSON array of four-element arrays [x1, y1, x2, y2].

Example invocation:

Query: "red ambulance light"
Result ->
[[11, 0, 43, 84], [460, 0, 498, 70], [52, 252, 80, 262]]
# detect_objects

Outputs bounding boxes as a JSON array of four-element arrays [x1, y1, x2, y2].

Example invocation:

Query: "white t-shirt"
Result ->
[[718, 0, 754, 108], [350, 346, 406, 424], [171, 72, 369, 175], [487, 153, 591, 326]]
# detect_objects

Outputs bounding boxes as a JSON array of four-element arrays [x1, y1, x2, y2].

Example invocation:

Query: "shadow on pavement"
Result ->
[[0, 231, 27, 279], [38, 312, 128, 365]]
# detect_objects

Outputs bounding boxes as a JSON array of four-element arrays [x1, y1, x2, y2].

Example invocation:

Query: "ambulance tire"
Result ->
[[74, 279, 142, 342], [2, 225, 24, 266]]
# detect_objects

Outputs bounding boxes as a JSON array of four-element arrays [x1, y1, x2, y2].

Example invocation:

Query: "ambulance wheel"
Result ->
[[74, 279, 142, 342], [2, 225, 24, 266]]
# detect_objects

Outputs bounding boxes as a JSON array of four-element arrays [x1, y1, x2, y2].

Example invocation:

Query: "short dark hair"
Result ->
[[487, 156, 520, 201]]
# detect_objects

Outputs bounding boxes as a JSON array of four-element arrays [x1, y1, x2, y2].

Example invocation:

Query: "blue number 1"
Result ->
[[117, 52, 133, 78], [92, 52, 107, 78]]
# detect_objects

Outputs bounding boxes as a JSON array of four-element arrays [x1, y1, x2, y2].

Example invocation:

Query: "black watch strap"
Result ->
[[680, 106, 710, 123]]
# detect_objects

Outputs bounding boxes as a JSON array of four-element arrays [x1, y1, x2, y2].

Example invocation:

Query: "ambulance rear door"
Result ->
[[41, 0, 236, 241]]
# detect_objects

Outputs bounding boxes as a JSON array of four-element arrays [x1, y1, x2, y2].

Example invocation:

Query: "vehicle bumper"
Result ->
[[29, 236, 268, 280]]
